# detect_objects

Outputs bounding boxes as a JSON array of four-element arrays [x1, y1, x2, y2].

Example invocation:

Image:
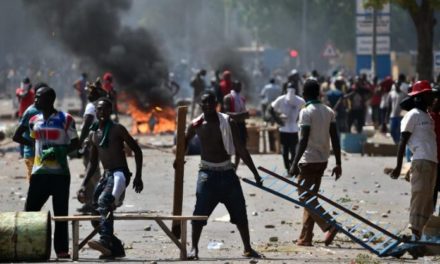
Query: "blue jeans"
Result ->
[[192, 169, 248, 227], [390, 116, 402, 144], [94, 168, 130, 241]]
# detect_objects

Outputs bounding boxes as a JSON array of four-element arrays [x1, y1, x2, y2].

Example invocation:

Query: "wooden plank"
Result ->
[[53, 214, 208, 221], [72, 221, 79, 261], [180, 220, 187, 260], [155, 219, 184, 251], [172, 106, 188, 237]]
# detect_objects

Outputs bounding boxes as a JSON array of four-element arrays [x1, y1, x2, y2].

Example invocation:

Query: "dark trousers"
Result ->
[[25, 173, 70, 253], [433, 163, 440, 214], [371, 105, 380, 126], [297, 162, 333, 243], [348, 109, 365, 133], [192, 169, 248, 227], [279, 132, 298, 170]]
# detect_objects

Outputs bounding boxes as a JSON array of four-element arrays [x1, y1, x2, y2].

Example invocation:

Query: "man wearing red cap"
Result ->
[[102, 72, 119, 122], [219, 71, 232, 111], [389, 80, 437, 240]]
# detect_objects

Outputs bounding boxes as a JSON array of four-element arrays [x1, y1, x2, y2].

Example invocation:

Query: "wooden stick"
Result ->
[[53, 214, 207, 221], [72, 221, 79, 260], [172, 106, 188, 237]]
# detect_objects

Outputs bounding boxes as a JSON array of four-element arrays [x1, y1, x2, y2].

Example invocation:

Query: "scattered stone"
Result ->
[[352, 205, 359, 211], [249, 193, 256, 197], [269, 236, 278, 242], [387, 210, 391, 214], [252, 211, 258, 216], [374, 190, 378, 193], [144, 225, 152, 231], [264, 208, 274, 212], [230, 230, 235, 233], [363, 190, 370, 194], [353, 181, 357, 184], [381, 213, 388, 218], [294, 205, 300, 209], [249, 259, 258, 264], [375, 184, 381, 188], [281, 220, 286, 224], [265, 224, 275, 229]]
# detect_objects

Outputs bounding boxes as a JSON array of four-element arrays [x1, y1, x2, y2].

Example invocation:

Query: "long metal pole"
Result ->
[[371, 7, 377, 78], [301, 0, 307, 71]]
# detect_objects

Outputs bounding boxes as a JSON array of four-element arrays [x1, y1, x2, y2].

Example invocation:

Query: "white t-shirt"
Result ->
[[83, 102, 97, 121], [401, 108, 437, 163], [298, 102, 336, 163], [387, 90, 406, 118], [271, 94, 305, 133]]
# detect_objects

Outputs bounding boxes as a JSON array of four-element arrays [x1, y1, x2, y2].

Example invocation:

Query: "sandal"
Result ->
[[56, 252, 71, 259], [243, 249, 264, 258]]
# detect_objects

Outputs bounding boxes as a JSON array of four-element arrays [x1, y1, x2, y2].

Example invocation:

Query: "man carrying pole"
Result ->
[[181, 91, 263, 260]]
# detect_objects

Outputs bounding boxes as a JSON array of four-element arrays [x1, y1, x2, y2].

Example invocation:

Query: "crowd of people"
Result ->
[[188, 67, 440, 252], [7, 62, 440, 261]]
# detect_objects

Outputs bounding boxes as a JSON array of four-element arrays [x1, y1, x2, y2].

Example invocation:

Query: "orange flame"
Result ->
[[119, 94, 176, 134]]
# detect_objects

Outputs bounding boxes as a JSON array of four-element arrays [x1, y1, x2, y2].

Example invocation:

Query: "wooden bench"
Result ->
[[53, 214, 208, 260]]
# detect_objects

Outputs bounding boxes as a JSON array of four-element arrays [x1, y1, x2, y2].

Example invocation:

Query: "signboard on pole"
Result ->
[[356, 15, 390, 34], [356, 36, 390, 55], [355, 0, 391, 79]]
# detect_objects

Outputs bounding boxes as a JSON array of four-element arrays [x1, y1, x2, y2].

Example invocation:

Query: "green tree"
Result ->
[[366, 0, 440, 80]]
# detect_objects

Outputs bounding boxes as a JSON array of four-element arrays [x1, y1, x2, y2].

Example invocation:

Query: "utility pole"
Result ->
[[301, 0, 307, 71], [371, 6, 377, 78]]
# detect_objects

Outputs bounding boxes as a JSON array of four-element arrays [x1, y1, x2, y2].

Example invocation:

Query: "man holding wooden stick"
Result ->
[[181, 91, 263, 260], [77, 97, 143, 259]]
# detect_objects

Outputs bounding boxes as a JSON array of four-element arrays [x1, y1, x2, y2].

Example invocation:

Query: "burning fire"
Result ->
[[120, 95, 176, 134]]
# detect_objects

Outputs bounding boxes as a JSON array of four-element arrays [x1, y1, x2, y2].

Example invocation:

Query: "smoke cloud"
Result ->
[[22, 0, 171, 106]]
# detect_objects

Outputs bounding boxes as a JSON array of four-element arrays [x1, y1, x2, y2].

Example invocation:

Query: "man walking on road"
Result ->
[[289, 79, 342, 247], [389, 80, 437, 240], [78, 97, 144, 259]]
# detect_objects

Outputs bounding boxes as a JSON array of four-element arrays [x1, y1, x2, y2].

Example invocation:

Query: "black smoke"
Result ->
[[22, 0, 171, 106]]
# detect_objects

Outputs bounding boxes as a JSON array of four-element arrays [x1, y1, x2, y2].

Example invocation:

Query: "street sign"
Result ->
[[321, 43, 338, 58], [356, 15, 390, 34], [356, 36, 390, 55], [356, 0, 390, 14]]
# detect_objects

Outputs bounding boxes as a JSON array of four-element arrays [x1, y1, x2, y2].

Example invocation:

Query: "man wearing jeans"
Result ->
[[25, 87, 79, 258], [78, 98, 143, 259], [289, 79, 342, 247]]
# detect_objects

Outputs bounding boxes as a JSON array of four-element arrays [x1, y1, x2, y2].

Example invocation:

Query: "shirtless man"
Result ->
[[183, 91, 263, 260], [77, 98, 143, 259]]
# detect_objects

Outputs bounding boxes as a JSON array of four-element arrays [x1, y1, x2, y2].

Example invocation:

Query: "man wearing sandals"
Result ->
[[289, 79, 342, 247], [182, 91, 263, 259]]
